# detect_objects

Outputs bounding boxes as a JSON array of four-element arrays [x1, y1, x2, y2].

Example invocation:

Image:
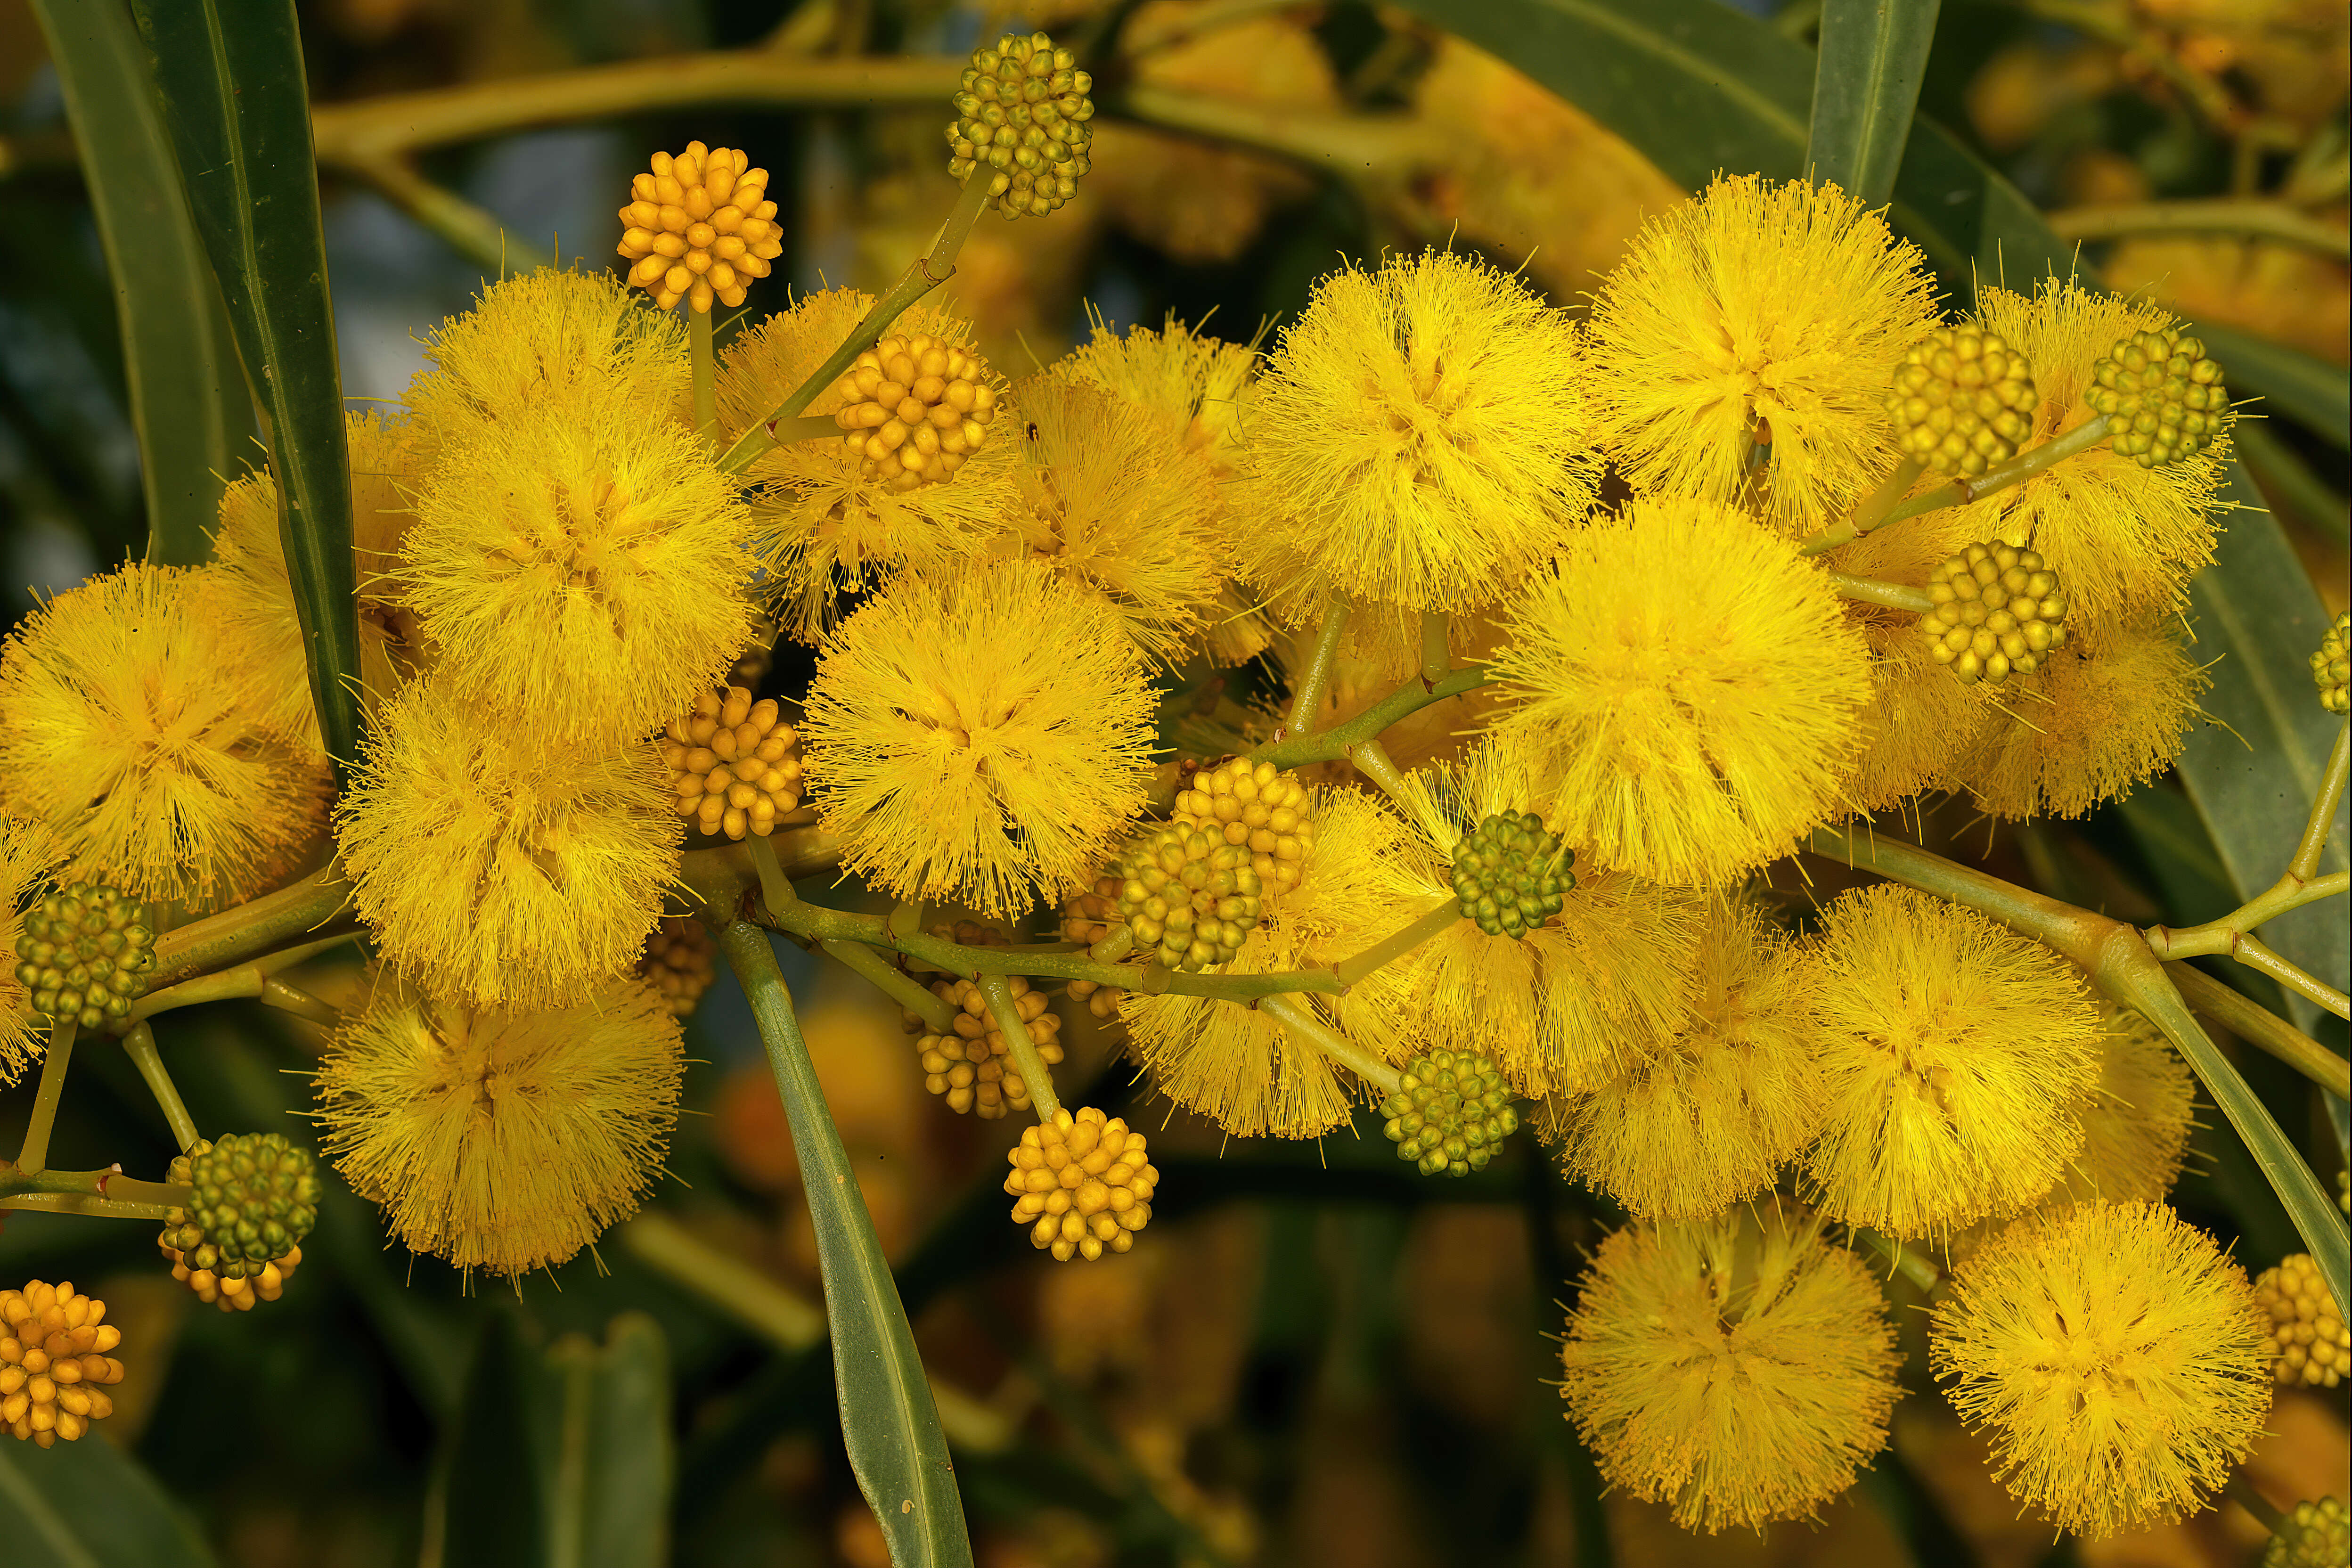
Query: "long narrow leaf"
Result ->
[[128, 0, 361, 776], [0, 1417, 219, 1568], [1806, 0, 1941, 207], [30, 0, 249, 565], [717, 922, 974, 1568]]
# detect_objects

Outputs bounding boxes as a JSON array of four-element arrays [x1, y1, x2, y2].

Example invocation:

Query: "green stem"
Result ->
[[1284, 595, 1353, 739], [2225, 1471, 2288, 1536], [2166, 961, 2350, 1101], [1878, 416, 2113, 531], [1344, 734, 1416, 809], [2047, 199, 2351, 260], [0, 1192, 177, 1220], [2231, 934, 2351, 1019], [1333, 898, 1461, 988], [2151, 872, 2351, 956], [147, 866, 356, 991], [718, 169, 996, 477], [1798, 456, 1926, 557], [822, 938, 955, 1034], [260, 978, 342, 1026], [1259, 993, 1400, 1096], [0, 1163, 189, 1207], [2290, 722, 2349, 883], [1855, 1229, 1943, 1293], [1088, 926, 1136, 964], [128, 937, 353, 1026], [122, 1023, 197, 1152], [1251, 664, 1490, 773], [691, 301, 718, 449], [773, 414, 845, 444], [748, 832, 799, 919], [1418, 611, 1449, 690], [343, 151, 549, 276], [16, 1018, 76, 1173], [1828, 572, 1935, 614], [978, 973, 1061, 1119]]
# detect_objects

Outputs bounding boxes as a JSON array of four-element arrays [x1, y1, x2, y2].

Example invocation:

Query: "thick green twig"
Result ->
[[1259, 993, 1400, 1096], [1250, 665, 1490, 773], [1332, 898, 1460, 988], [1284, 595, 1352, 739], [822, 939, 956, 1034], [978, 973, 1062, 1119], [121, 1023, 196, 1152], [1828, 572, 1934, 614], [2230, 935, 2351, 1020], [1343, 734, 1416, 809], [147, 866, 357, 991], [2167, 961, 2350, 1101], [16, 1018, 76, 1174], [2290, 722, 2350, 884], [1875, 416, 2112, 531], [1799, 457, 1926, 557], [0, 1162, 189, 1208]]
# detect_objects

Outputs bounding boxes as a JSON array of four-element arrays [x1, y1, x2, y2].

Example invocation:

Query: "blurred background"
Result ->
[[0, 1, 2345, 1565]]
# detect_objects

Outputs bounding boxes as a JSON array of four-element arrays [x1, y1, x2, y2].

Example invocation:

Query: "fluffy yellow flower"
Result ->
[[2050, 996, 2197, 1205], [210, 409, 430, 743], [1583, 175, 1939, 534], [401, 388, 759, 749], [1233, 249, 1598, 613], [1123, 788, 1429, 1139], [1489, 497, 1872, 887], [316, 969, 683, 1276], [1548, 895, 1822, 1218], [1802, 885, 2103, 1238], [1956, 279, 2230, 625], [1371, 734, 1705, 1096], [334, 676, 679, 1007], [800, 562, 1156, 918], [719, 290, 1016, 639], [1559, 1200, 1903, 1533], [1943, 613, 2207, 820], [404, 267, 688, 456], [1049, 311, 1257, 465], [0, 820, 60, 1083], [1930, 1202, 2271, 1538], [1000, 377, 1224, 662], [0, 564, 330, 911]]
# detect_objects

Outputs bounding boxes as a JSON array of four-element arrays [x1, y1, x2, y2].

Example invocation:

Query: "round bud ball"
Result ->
[[664, 685, 801, 841], [1380, 1047, 1519, 1177], [1450, 812, 1574, 939], [829, 334, 1001, 492], [1116, 825, 1263, 971], [1887, 326, 2040, 477], [2084, 327, 2228, 469], [946, 32, 1095, 220], [1004, 1106, 1157, 1261], [2254, 1252, 2349, 1389], [1922, 540, 2069, 686], [2266, 1496, 2351, 1568], [12, 882, 156, 1034], [903, 973, 1065, 1119], [2311, 611, 2348, 717], [1173, 756, 1315, 899]]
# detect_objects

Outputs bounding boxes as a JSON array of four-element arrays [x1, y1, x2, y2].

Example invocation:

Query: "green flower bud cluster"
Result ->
[[2264, 1496, 2350, 1568], [2083, 328, 2227, 469], [1887, 326, 2040, 478], [2312, 611, 2348, 716], [1924, 541, 2069, 686], [1380, 1048, 1519, 1177], [156, 1133, 319, 1280], [946, 33, 1094, 220], [11, 883, 155, 1032], [1452, 812, 1573, 939], [1118, 826, 1262, 971]]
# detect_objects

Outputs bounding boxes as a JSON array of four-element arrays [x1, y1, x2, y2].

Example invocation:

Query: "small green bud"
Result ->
[[157, 1133, 320, 1281], [2082, 327, 2226, 468], [2264, 1495, 2350, 1568], [1380, 1047, 1519, 1178], [945, 32, 1094, 220], [2311, 611, 2348, 717], [1450, 813, 1572, 939], [12, 882, 156, 1033]]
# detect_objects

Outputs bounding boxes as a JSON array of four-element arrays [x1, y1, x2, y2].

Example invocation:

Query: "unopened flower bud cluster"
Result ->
[[664, 686, 801, 841]]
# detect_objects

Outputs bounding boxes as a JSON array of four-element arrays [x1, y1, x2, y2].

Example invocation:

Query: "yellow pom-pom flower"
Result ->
[[0, 564, 331, 911], [1955, 280, 2230, 626], [335, 676, 678, 1007], [719, 290, 1015, 640], [1005, 1107, 1154, 1262], [800, 561, 1156, 918], [2049, 997, 2197, 1206], [662, 685, 801, 841], [1558, 1201, 1903, 1533], [616, 140, 782, 313], [405, 267, 688, 454], [315, 969, 684, 1277], [1232, 249, 1598, 614], [0, 821, 59, 1084], [1802, 886, 2104, 1239], [2254, 1253, 2349, 1389], [1369, 733, 1706, 1096], [401, 389, 759, 750], [1050, 311, 1257, 465], [0, 1280, 124, 1446], [1583, 174, 1939, 534], [1944, 613, 2207, 821], [1548, 894, 1822, 1219], [1003, 377, 1224, 663], [1930, 1202, 2270, 1538], [1489, 496, 1872, 887]]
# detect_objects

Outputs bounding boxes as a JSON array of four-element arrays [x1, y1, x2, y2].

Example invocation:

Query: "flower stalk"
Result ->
[[121, 1023, 196, 1152], [978, 972, 1061, 1119], [2166, 960, 2350, 1101], [1283, 594, 1353, 740], [1258, 992, 1399, 1096]]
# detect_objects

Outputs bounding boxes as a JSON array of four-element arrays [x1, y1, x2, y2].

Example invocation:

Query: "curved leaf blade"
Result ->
[[717, 923, 973, 1568], [1807, 0, 1942, 208], [29, 0, 249, 566], [127, 0, 360, 776], [0, 1425, 219, 1568]]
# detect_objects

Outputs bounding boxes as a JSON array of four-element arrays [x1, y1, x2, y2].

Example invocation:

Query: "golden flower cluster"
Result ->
[[0, 1281, 123, 1446], [616, 141, 783, 312]]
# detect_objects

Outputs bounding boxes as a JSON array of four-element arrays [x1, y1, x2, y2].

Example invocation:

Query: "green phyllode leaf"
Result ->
[[127, 0, 362, 779], [1805, 0, 1942, 209], [29, 0, 250, 567], [0, 1416, 220, 1568]]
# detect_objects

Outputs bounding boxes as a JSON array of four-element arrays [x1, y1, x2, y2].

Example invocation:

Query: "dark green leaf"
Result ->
[[2174, 460, 2350, 1033], [1807, 0, 1942, 208], [2201, 322, 2351, 450], [28, 0, 250, 567], [127, 0, 361, 776], [440, 1314, 551, 1568], [0, 1430, 219, 1568], [2234, 417, 2349, 544], [717, 922, 972, 1568]]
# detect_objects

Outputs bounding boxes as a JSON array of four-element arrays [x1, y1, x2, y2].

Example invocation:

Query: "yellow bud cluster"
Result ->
[[947, 32, 1095, 220], [0, 1281, 122, 1446], [2314, 611, 2348, 717], [162, 1244, 301, 1314], [616, 141, 783, 313], [2084, 327, 2227, 469], [1004, 1106, 1157, 1262], [639, 916, 717, 1020], [1118, 826, 1263, 971], [1173, 756, 1313, 898], [2255, 1253, 2349, 1389], [829, 335, 1001, 492], [663, 686, 802, 841], [2267, 1497, 2352, 1568], [1058, 866, 1128, 1020], [1887, 326, 2039, 477], [903, 972, 1066, 1118], [1923, 541, 2069, 686]]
